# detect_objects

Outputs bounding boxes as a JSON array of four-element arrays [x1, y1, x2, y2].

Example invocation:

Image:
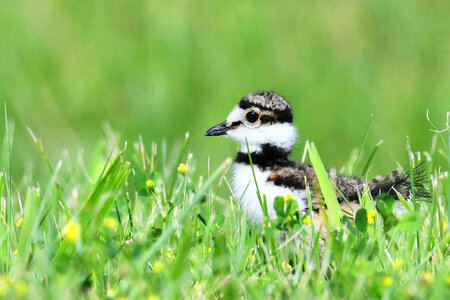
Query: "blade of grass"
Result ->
[[307, 142, 342, 229], [406, 137, 417, 211], [3, 103, 12, 272], [17, 187, 41, 256], [351, 114, 373, 177], [406, 137, 422, 260], [305, 178, 320, 267], [168, 132, 189, 200], [361, 140, 384, 176], [27, 126, 70, 219], [26, 126, 54, 174], [245, 138, 267, 218]]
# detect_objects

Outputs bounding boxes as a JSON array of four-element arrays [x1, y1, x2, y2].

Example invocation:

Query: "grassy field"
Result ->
[[0, 107, 449, 299]]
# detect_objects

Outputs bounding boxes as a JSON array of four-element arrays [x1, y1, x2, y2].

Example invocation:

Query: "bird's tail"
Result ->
[[368, 163, 430, 200]]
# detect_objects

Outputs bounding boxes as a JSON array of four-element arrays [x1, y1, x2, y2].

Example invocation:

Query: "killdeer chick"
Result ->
[[205, 91, 427, 225]]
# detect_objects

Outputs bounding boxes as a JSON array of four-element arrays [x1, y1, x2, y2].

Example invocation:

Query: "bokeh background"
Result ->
[[1, 0, 449, 181]]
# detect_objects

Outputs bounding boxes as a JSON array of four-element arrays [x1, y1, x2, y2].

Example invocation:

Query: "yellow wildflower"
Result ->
[[13, 249, 18, 256], [303, 216, 311, 226], [443, 220, 448, 232], [106, 289, 116, 297], [146, 180, 155, 188], [147, 295, 160, 300], [383, 276, 393, 287], [367, 210, 377, 225], [16, 217, 24, 228], [64, 220, 81, 243], [202, 246, 212, 254], [13, 280, 28, 297], [394, 258, 404, 270], [177, 163, 188, 175], [153, 261, 164, 273], [420, 271, 434, 285], [281, 261, 292, 272], [104, 217, 118, 231], [284, 194, 294, 203], [167, 252, 175, 259]]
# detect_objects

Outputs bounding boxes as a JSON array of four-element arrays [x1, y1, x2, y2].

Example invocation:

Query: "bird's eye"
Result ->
[[245, 111, 261, 123]]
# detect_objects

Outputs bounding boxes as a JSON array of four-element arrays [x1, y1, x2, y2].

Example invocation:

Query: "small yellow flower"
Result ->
[[367, 210, 377, 225], [13, 280, 28, 297], [281, 261, 292, 272], [177, 163, 188, 175], [153, 261, 164, 273], [443, 220, 448, 232], [64, 220, 81, 243], [202, 246, 212, 254], [383, 276, 393, 287], [147, 295, 160, 300], [284, 194, 294, 203], [104, 217, 118, 231], [394, 258, 404, 270], [420, 271, 434, 285], [303, 216, 311, 226], [146, 180, 155, 188], [106, 289, 116, 297], [167, 252, 175, 259], [13, 249, 18, 256], [16, 217, 24, 228]]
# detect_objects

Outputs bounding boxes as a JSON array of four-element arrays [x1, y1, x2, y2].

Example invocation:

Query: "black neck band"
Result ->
[[235, 144, 294, 170]]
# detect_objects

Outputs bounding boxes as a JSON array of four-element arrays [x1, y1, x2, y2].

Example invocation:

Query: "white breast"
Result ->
[[232, 163, 308, 224]]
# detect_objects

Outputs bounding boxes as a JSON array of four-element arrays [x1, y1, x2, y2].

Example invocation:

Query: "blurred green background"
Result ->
[[1, 0, 449, 181]]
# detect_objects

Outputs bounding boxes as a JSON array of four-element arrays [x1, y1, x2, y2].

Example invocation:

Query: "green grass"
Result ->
[[1, 111, 449, 300]]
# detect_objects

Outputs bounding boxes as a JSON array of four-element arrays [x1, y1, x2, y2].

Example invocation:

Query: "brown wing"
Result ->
[[267, 163, 364, 208]]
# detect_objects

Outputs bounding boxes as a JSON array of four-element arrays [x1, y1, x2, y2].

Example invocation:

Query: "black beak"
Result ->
[[205, 121, 231, 136]]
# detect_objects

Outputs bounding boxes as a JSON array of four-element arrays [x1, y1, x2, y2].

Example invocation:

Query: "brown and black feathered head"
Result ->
[[238, 92, 293, 124], [205, 91, 298, 153]]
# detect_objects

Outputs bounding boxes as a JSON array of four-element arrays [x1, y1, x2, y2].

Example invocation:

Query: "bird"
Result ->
[[205, 91, 428, 226]]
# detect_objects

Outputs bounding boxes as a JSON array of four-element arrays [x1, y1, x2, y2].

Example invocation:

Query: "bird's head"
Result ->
[[205, 91, 298, 153]]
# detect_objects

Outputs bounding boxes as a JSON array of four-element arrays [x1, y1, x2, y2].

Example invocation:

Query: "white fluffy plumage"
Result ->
[[232, 163, 307, 224]]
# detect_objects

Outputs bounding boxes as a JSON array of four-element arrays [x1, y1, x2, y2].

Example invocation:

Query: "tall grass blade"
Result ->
[[3, 103, 13, 272], [406, 137, 417, 211], [351, 114, 373, 177], [17, 187, 41, 256], [307, 142, 342, 229], [168, 132, 189, 199], [245, 138, 267, 218], [361, 140, 384, 176]]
